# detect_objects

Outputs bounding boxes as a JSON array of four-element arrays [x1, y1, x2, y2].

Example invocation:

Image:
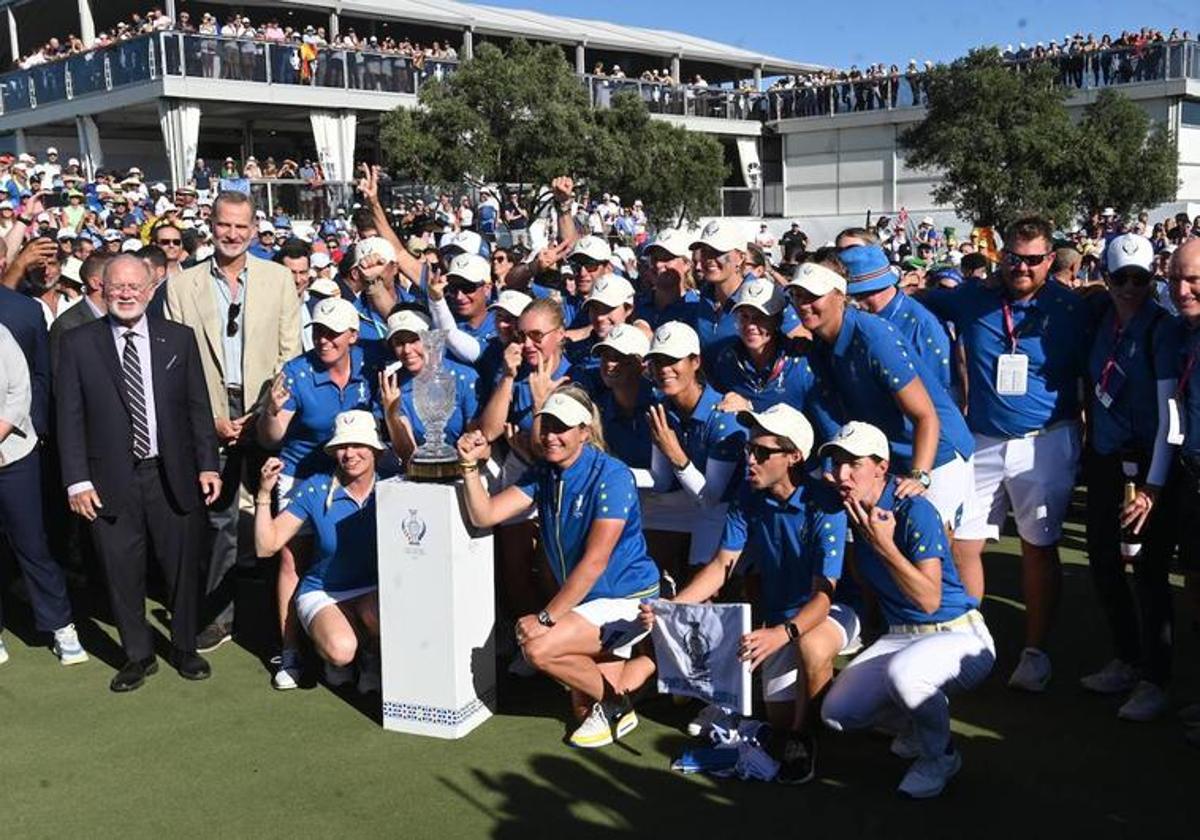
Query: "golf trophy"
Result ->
[[407, 329, 459, 481]]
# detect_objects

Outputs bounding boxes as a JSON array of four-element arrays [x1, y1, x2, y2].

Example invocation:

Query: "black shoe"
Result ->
[[171, 649, 211, 680], [775, 734, 817, 785], [110, 657, 159, 693], [195, 622, 232, 653]]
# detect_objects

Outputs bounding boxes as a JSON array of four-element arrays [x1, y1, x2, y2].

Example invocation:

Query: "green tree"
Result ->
[[899, 49, 1080, 228], [1073, 89, 1178, 219], [379, 40, 725, 227]]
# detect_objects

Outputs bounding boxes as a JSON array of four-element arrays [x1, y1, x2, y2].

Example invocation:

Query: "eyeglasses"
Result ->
[[1001, 250, 1053, 268], [156, 238, 182, 247], [226, 302, 241, 337], [1109, 270, 1153, 288], [492, 255, 510, 264], [513, 328, 555, 344], [745, 442, 789, 462], [447, 281, 482, 297]]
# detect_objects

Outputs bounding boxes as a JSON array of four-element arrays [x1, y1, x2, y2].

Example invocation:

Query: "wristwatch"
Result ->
[[909, 469, 933, 489], [536, 610, 556, 628], [783, 621, 800, 642]]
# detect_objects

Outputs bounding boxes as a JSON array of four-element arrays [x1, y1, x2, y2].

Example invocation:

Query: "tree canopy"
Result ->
[[379, 39, 725, 227], [899, 48, 1177, 229]]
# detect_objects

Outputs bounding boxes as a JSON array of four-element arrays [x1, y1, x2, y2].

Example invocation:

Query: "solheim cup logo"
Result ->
[[401, 509, 427, 545]]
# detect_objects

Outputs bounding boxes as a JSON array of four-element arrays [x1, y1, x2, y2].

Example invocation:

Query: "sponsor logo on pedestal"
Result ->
[[402, 509, 427, 546]]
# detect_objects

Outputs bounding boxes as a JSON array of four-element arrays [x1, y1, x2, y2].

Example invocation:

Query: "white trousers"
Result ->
[[821, 617, 995, 758]]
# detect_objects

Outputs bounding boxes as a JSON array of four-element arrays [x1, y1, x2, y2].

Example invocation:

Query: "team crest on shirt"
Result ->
[[572, 495, 585, 518], [401, 509, 427, 545], [685, 620, 711, 680]]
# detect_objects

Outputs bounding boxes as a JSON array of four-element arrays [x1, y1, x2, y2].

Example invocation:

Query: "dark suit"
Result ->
[[0, 286, 50, 436], [48, 295, 99, 374], [56, 315, 219, 658]]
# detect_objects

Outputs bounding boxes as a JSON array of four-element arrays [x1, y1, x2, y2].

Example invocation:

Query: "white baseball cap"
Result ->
[[311, 252, 333, 270], [920, 216, 934, 227], [569, 235, 613, 264], [488, 289, 533, 318], [36, 211, 51, 222], [258, 221, 276, 235], [592, 322, 650, 358], [1105, 233, 1154, 275], [646, 321, 701, 361], [121, 239, 143, 253], [818, 421, 890, 461], [535, 391, 593, 427], [55, 228, 76, 241], [60, 257, 83, 286], [788, 262, 847, 297], [355, 236, 397, 266], [645, 228, 692, 259], [311, 297, 360, 333], [731, 276, 787, 316], [46, 146, 58, 155], [446, 253, 490, 285], [585, 274, 635, 309], [737, 403, 814, 456], [689, 220, 746, 254], [1101, 207, 1116, 217], [309, 277, 340, 298], [385, 309, 431, 341], [324, 410, 385, 452], [439, 229, 483, 257]]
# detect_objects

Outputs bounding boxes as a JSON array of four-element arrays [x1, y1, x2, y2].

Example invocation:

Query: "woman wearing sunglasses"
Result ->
[[1078, 233, 1182, 722], [458, 386, 660, 748], [643, 321, 746, 580]]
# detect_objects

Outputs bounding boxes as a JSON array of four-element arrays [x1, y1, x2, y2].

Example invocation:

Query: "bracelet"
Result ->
[[254, 499, 271, 506]]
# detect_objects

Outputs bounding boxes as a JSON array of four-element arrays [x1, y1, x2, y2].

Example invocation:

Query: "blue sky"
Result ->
[[481, 0, 1200, 69]]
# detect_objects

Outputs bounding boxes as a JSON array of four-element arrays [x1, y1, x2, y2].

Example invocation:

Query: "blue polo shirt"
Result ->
[[350, 291, 389, 345], [922, 281, 1094, 438], [507, 356, 574, 433], [876, 290, 953, 393], [660, 384, 747, 502], [720, 477, 847, 624], [852, 482, 975, 626], [514, 445, 660, 602], [634, 289, 700, 332], [476, 338, 508, 405], [457, 309, 498, 345], [290, 474, 379, 596], [561, 292, 588, 331], [810, 307, 973, 472], [279, 347, 374, 480], [1088, 300, 1178, 456], [709, 338, 843, 443], [1178, 322, 1200, 458], [379, 359, 479, 448], [597, 379, 655, 469], [696, 276, 802, 366]]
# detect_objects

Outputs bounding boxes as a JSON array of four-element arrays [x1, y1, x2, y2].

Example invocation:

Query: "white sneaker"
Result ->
[[1008, 647, 1051, 693], [507, 652, 538, 678], [569, 699, 638, 748], [890, 725, 922, 760], [323, 660, 355, 688], [0, 637, 8, 665], [272, 648, 302, 691], [1118, 681, 1169, 722], [687, 703, 735, 738], [1080, 659, 1138, 695], [52, 624, 89, 666], [357, 653, 381, 694], [898, 748, 962, 799]]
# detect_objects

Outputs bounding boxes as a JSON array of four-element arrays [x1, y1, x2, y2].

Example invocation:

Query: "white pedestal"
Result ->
[[376, 477, 496, 738]]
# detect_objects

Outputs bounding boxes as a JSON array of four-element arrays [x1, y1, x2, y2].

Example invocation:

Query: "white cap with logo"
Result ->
[[536, 391, 593, 427], [311, 297, 360, 333], [788, 262, 847, 297], [324, 410, 385, 452], [355, 236, 397, 266], [592, 323, 650, 358], [439, 229, 484, 257], [488, 289, 533, 318], [645, 228, 692, 259], [818, 421, 891, 461], [1105, 233, 1154, 274], [736, 403, 814, 456], [646, 321, 701, 360], [689, 220, 746, 254], [569, 235, 613, 263], [585, 274, 635, 309], [308, 277, 340, 298], [446, 253, 490, 285], [385, 309, 432, 340], [732, 276, 787, 316]]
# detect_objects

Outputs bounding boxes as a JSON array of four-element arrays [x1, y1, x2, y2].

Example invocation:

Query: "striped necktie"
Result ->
[[122, 330, 152, 459]]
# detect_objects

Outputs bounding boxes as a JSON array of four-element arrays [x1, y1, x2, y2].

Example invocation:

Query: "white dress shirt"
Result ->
[[0, 323, 37, 467]]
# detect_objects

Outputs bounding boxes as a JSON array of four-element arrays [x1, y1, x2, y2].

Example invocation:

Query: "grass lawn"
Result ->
[[2, 512, 1198, 839]]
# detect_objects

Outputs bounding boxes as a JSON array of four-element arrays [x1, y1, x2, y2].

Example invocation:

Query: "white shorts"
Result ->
[[274, 473, 312, 536], [955, 422, 1080, 546], [925, 453, 977, 533], [761, 603, 861, 703], [640, 491, 727, 566], [296, 585, 376, 633], [573, 596, 652, 660]]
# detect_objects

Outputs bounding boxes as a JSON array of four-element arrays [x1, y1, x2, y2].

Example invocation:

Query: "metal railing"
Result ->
[[3, 31, 1200, 123]]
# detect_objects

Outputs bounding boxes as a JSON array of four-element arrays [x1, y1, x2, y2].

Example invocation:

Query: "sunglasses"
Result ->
[[447, 281, 483, 296], [1001, 250, 1053, 268], [513, 328, 555, 344], [492, 255, 510, 264], [745, 442, 790, 462], [226, 302, 241, 337], [1109, 270, 1153, 288], [156, 237, 182, 247]]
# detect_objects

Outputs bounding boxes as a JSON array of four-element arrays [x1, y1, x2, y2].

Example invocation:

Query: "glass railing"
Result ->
[[2, 31, 1198, 122]]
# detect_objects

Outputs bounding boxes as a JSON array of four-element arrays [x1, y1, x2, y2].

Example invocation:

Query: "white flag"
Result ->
[[651, 601, 752, 716]]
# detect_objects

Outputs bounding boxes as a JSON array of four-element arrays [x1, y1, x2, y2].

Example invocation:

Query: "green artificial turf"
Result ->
[[2, 515, 1198, 839]]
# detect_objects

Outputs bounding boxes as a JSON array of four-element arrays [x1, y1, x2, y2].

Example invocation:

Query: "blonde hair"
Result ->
[[522, 296, 564, 329], [552, 382, 608, 453]]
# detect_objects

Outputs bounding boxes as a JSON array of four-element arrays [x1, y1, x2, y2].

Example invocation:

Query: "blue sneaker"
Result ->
[[53, 624, 89, 666]]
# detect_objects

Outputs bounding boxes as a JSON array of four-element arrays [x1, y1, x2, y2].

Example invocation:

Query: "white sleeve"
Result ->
[[1147, 378, 1179, 488], [429, 296, 482, 363], [674, 458, 738, 509], [648, 445, 675, 492], [629, 467, 655, 489]]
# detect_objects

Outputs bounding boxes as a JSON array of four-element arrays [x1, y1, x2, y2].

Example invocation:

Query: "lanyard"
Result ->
[[1097, 316, 1125, 396], [736, 346, 788, 394], [1000, 300, 1020, 354]]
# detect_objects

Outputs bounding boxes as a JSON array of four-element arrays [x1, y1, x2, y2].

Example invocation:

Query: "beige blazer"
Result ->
[[165, 254, 301, 422]]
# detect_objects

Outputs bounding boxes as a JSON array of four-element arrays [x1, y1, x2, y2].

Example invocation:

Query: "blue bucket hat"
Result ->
[[840, 245, 897, 295]]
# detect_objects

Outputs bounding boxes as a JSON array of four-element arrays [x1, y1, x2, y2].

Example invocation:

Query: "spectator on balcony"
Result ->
[[243, 157, 263, 180]]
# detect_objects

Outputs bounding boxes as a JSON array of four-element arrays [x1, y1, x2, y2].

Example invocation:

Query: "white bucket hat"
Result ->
[[324, 410, 385, 452]]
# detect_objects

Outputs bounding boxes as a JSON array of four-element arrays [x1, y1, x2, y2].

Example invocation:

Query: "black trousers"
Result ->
[[1083, 449, 1176, 685], [90, 459, 204, 660]]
